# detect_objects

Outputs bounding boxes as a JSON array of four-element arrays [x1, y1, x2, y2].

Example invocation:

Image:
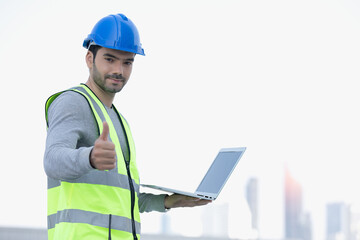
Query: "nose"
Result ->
[[113, 62, 124, 75]]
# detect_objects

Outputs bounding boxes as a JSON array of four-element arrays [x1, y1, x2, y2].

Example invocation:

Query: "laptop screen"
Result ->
[[195, 150, 243, 194]]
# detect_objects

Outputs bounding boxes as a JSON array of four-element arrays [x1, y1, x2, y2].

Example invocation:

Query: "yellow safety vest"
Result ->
[[45, 84, 140, 240]]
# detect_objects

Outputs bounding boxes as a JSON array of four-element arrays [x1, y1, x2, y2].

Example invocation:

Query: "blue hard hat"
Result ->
[[83, 13, 145, 56]]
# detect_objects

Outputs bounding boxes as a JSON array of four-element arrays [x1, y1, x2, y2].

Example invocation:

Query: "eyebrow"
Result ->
[[103, 53, 134, 62]]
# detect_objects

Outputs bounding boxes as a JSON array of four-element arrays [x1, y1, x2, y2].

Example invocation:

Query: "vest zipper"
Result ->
[[113, 104, 138, 240], [108, 214, 112, 240], [125, 160, 138, 240]]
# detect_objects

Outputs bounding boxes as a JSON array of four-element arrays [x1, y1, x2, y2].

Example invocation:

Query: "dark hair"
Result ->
[[88, 44, 102, 62]]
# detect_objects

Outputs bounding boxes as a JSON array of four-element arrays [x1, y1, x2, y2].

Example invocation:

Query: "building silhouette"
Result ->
[[326, 202, 350, 240], [349, 204, 360, 240], [161, 213, 172, 235], [246, 177, 259, 232], [284, 167, 312, 240], [202, 203, 229, 237]]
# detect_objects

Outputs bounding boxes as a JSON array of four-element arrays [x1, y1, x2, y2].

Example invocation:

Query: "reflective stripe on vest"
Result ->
[[45, 84, 140, 240]]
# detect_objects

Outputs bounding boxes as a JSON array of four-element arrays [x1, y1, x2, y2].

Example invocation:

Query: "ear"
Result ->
[[85, 51, 94, 69]]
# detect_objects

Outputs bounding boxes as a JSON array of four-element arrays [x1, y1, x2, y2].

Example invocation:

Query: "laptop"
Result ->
[[141, 147, 246, 201]]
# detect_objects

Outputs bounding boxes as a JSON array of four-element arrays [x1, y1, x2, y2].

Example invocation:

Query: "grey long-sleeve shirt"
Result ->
[[44, 90, 166, 213]]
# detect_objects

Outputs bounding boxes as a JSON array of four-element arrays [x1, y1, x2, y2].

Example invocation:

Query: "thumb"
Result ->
[[99, 121, 110, 141]]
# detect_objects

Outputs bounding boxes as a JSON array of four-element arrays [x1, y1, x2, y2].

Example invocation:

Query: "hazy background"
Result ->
[[0, 0, 359, 239]]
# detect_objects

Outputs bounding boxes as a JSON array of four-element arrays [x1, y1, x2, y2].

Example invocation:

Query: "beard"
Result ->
[[92, 64, 126, 93]]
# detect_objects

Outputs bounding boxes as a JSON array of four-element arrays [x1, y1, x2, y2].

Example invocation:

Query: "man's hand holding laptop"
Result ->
[[164, 194, 212, 209]]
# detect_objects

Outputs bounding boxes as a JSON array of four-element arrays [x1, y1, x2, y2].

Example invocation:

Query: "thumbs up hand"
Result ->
[[90, 122, 116, 170]]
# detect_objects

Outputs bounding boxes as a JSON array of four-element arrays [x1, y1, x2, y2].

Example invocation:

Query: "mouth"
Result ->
[[107, 78, 125, 84]]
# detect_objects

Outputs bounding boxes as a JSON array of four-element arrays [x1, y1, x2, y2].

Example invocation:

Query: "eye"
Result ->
[[124, 61, 133, 66], [105, 58, 114, 63]]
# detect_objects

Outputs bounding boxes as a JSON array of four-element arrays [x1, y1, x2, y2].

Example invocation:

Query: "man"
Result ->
[[44, 13, 210, 240]]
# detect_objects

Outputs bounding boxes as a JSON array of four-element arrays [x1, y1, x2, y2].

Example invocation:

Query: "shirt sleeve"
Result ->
[[138, 193, 168, 213], [43, 91, 95, 181]]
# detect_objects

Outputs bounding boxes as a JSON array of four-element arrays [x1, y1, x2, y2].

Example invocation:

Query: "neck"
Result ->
[[85, 78, 115, 108]]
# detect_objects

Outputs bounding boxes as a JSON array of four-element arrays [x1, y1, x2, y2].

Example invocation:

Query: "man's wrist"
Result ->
[[164, 194, 170, 210], [89, 148, 96, 169]]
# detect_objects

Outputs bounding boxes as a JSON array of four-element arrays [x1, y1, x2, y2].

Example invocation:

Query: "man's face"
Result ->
[[88, 47, 135, 94]]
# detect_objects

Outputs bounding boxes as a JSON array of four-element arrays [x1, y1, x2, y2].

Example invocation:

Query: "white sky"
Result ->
[[1, 0, 360, 239]]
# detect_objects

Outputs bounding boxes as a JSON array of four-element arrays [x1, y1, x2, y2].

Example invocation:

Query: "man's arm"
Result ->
[[138, 192, 211, 213], [44, 92, 95, 180], [139, 193, 168, 213]]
